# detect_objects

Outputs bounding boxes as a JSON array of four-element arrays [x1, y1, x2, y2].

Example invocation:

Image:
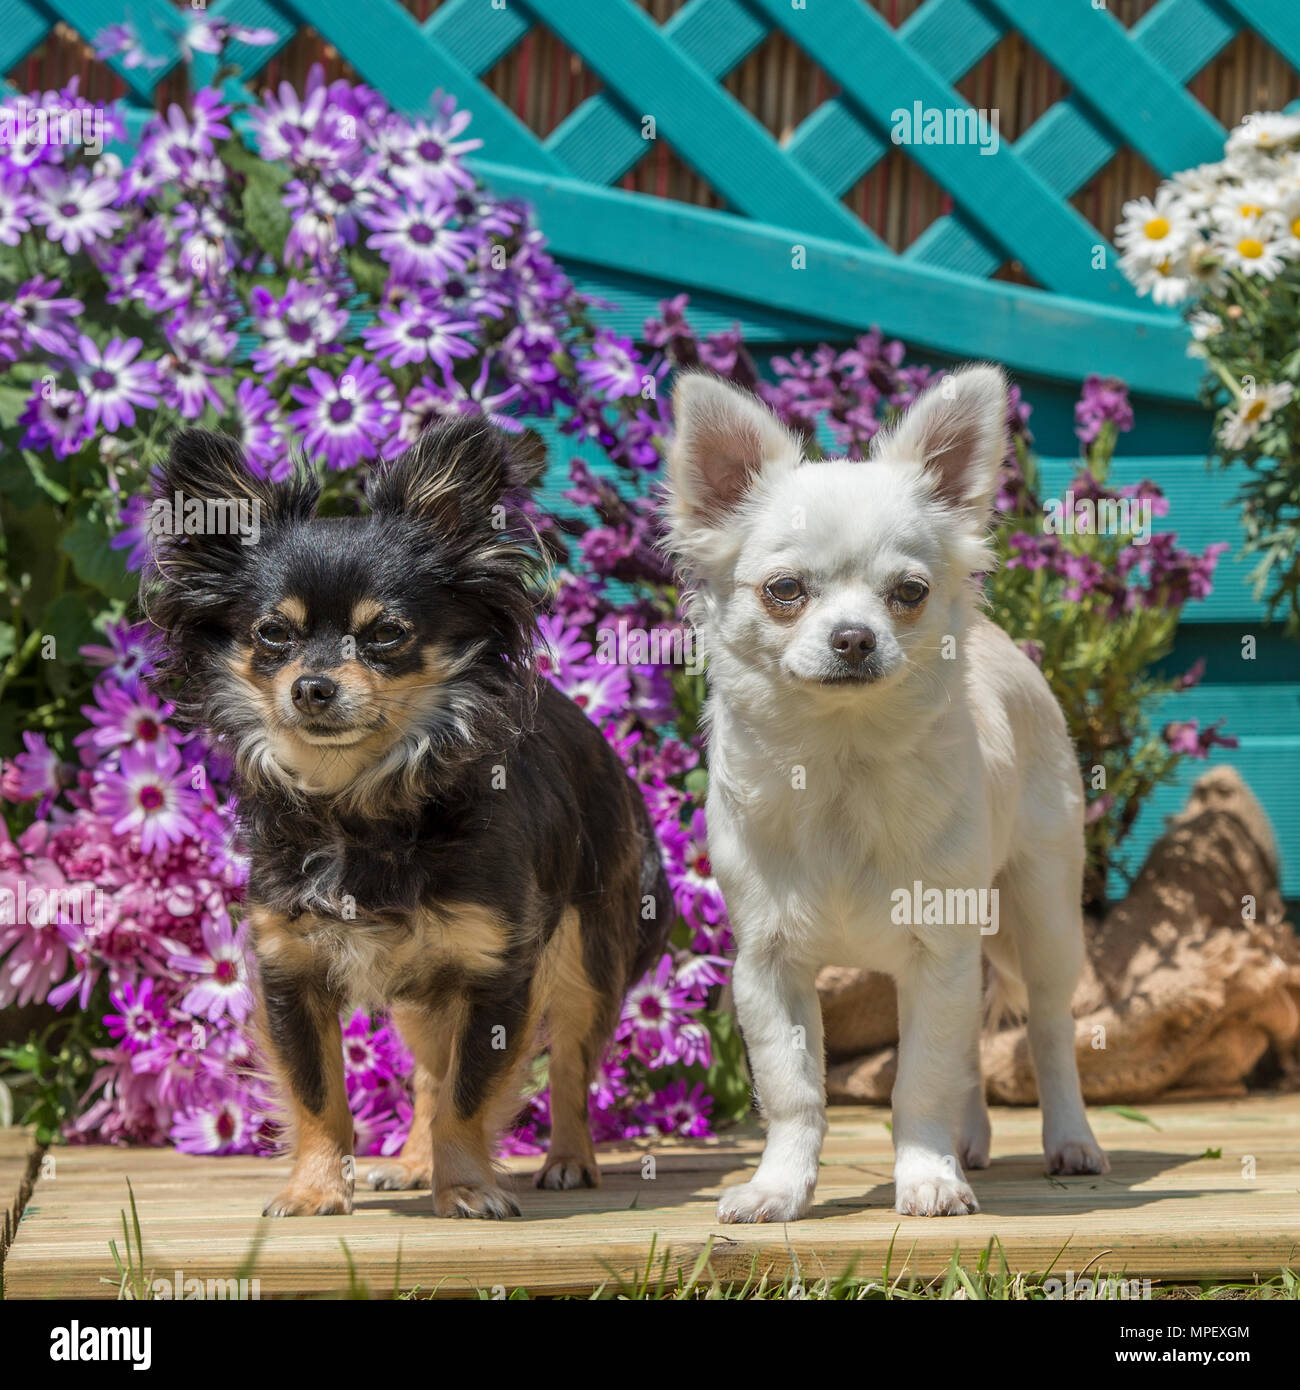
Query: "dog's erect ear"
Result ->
[[874, 364, 1007, 519], [368, 416, 527, 538], [668, 373, 799, 524], [149, 428, 318, 578]]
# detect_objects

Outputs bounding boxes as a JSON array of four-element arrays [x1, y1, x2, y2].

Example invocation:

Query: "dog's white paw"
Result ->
[[894, 1171, 979, 1217], [717, 1181, 812, 1224], [1046, 1137, 1110, 1176]]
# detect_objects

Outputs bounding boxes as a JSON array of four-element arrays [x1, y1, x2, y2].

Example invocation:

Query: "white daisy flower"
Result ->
[[1168, 161, 1232, 218], [1211, 178, 1282, 224], [1116, 192, 1194, 265], [1213, 216, 1292, 278], [1218, 381, 1294, 451], [1120, 248, 1193, 305], [1226, 111, 1300, 159]]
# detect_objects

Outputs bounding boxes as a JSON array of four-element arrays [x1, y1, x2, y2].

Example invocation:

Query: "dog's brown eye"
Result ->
[[255, 618, 293, 649], [894, 578, 929, 605], [369, 621, 407, 648], [764, 577, 806, 605]]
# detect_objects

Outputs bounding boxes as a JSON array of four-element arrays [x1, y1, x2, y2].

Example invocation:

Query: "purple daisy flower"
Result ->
[[288, 356, 397, 469], [553, 660, 631, 721], [157, 352, 227, 421], [28, 165, 123, 254], [104, 977, 170, 1054], [76, 679, 172, 757], [233, 380, 289, 480], [361, 299, 476, 370], [108, 493, 155, 575], [617, 955, 694, 1066], [0, 168, 33, 245], [364, 198, 475, 283], [74, 336, 159, 433], [4, 276, 83, 357], [639, 1080, 713, 1138], [172, 1097, 251, 1156], [18, 384, 90, 458], [80, 620, 161, 684], [249, 280, 349, 373], [579, 331, 645, 400], [92, 21, 165, 72], [9, 731, 62, 807], [535, 615, 593, 680], [385, 108, 481, 204], [284, 160, 381, 247], [170, 915, 253, 1022]]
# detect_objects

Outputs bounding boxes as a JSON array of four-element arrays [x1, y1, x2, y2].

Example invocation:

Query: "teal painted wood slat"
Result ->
[[527, 0, 877, 246], [1124, 743, 1300, 898], [0, 0, 54, 75], [424, 0, 533, 75], [545, 0, 770, 187], [988, 0, 1226, 173], [1156, 686, 1300, 740], [1135, 0, 1240, 80], [474, 158, 1202, 398], [273, 0, 565, 172], [786, 0, 1005, 198], [745, 0, 1133, 302], [1224, 0, 1300, 71], [907, 0, 1239, 280]]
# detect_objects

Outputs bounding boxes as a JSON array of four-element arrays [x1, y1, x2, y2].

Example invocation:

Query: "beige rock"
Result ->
[[822, 766, 1300, 1107]]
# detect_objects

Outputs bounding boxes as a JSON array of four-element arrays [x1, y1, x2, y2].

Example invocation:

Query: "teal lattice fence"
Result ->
[[3, 0, 1299, 895]]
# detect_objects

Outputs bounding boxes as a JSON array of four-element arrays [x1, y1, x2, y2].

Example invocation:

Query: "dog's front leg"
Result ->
[[718, 949, 827, 1223], [258, 958, 354, 1217], [892, 935, 982, 1216]]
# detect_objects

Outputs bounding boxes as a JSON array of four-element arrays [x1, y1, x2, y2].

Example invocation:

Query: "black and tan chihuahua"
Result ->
[[144, 420, 670, 1218]]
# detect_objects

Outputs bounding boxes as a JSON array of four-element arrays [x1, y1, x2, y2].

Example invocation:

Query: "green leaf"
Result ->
[[1102, 1105, 1160, 1131], [683, 767, 709, 797], [347, 249, 390, 301], [40, 592, 99, 677], [0, 384, 34, 430], [0, 439, 45, 509], [242, 167, 292, 262], [60, 514, 137, 602]]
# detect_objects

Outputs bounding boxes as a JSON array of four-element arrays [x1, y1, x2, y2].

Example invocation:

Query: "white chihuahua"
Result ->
[[665, 365, 1108, 1220]]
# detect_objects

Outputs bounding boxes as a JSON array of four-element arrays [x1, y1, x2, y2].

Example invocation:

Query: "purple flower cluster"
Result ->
[[0, 623, 269, 1152], [0, 65, 727, 1152]]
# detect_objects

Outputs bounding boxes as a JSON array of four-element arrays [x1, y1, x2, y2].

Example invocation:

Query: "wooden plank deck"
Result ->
[[0, 1126, 40, 1274], [5, 1097, 1300, 1298]]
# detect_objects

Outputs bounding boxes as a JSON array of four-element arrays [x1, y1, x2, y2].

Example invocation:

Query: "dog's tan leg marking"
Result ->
[[536, 909, 603, 1191], [366, 1005, 451, 1191], [428, 990, 541, 1220], [252, 907, 354, 1217]]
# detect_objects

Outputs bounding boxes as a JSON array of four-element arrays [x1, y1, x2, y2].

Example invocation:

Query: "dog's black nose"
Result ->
[[829, 626, 876, 665], [291, 674, 337, 711]]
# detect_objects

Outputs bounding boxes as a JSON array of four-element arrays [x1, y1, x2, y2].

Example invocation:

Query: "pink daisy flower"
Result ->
[[93, 741, 201, 855]]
